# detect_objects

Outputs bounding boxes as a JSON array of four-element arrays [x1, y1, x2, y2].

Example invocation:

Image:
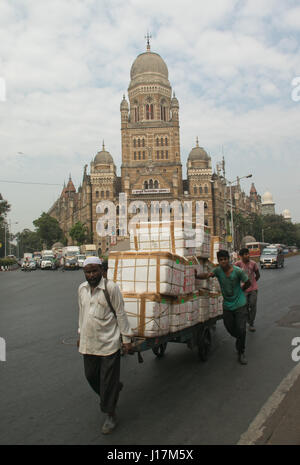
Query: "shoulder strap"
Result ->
[[103, 278, 117, 318]]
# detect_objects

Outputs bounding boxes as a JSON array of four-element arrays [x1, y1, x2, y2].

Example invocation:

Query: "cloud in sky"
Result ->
[[0, 0, 300, 234]]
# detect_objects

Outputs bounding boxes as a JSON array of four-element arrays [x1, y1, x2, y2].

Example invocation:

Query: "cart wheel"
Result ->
[[152, 342, 167, 358], [198, 327, 211, 362]]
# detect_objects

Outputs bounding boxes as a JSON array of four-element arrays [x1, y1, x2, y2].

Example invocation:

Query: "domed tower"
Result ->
[[187, 137, 213, 228], [282, 209, 292, 222], [120, 37, 183, 196], [261, 191, 275, 215], [89, 142, 117, 249]]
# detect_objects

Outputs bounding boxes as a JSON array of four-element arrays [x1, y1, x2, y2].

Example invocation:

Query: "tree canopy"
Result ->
[[33, 212, 65, 248], [0, 195, 10, 223], [229, 212, 300, 249], [16, 229, 42, 256], [69, 221, 88, 245]]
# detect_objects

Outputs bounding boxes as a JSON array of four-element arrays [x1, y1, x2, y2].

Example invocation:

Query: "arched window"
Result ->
[[199, 186, 203, 194], [150, 104, 154, 120], [96, 191, 99, 198], [161, 151, 164, 159], [204, 202, 208, 209], [138, 151, 141, 160], [165, 137, 168, 146], [156, 151, 159, 159], [116, 205, 119, 215], [160, 102, 167, 121], [156, 138, 159, 146], [142, 151, 145, 159], [161, 137, 164, 146], [101, 191, 104, 198], [142, 139, 145, 147], [204, 185, 208, 194], [166, 151, 168, 159], [138, 139, 140, 147], [144, 181, 148, 190], [133, 139, 136, 148], [149, 179, 153, 189], [134, 152, 137, 160], [106, 191, 109, 198], [194, 186, 197, 194], [146, 104, 151, 120], [154, 180, 159, 189]]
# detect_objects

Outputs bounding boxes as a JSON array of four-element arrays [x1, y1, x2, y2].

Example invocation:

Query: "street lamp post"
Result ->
[[7, 220, 18, 256], [227, 174, 252, 251]]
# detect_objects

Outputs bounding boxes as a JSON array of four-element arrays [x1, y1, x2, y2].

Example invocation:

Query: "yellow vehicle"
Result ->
[[81, 244, 97, 257]]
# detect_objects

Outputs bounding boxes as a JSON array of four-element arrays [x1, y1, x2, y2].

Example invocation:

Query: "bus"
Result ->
[[245, 242, 270, 258]]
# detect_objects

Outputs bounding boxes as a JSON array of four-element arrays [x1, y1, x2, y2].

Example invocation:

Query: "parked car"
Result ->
[[21, 259, 36, 271], [77, 254, 86, 268], [41, 256, 57, 270], [64, 257, 79, 270], [260, 247, 285, 269]]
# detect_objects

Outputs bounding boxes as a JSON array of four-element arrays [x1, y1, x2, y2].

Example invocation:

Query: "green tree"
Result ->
[[33, 212, 65, 248], [69, 222, 88, 245], [16, 229, 43, 257], [0, 196, 10, 223], [0, 195, 11, 257], [261, 215, 300, 246]]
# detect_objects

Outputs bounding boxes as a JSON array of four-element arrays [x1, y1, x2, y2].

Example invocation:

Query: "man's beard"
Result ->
[[87, 273, 102, 287]]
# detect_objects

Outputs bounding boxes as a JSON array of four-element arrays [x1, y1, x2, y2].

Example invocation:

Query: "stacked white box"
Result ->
[[198, 292, 210, 323], [108, 251, 185, 295], [122, 293, 172, 337], [107, 220, 224, 338], [210, 236, 227, 266], [130, 221, 196, 257], [195, 226, 211, 258], [217, 295, 223, 315], [209, 276, 221, 293]]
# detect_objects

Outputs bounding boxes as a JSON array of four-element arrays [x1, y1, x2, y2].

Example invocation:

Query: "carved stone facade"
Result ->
[[48, 43, 261, 255]]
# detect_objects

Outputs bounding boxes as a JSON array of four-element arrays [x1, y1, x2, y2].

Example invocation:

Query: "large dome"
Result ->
[[129, 49, 170, 89], [188, 146, 210, 161], [130, 51, 168, 80], [262, 191, 274, 204], [94, 143, 113, 165], [188, 139, 211, 162], [282, 209, 291, 218]]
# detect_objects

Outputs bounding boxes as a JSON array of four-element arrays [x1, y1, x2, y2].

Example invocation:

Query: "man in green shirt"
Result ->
[[196, 249, 251, 364]]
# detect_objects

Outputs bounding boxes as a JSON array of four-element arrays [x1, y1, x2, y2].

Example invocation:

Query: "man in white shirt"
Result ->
[[78, 257, 133, 435]]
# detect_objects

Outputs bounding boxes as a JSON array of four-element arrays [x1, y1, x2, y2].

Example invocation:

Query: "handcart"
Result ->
[[131, 314, 223, 363]]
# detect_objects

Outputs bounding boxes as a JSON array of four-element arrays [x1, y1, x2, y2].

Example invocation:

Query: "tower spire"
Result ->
[[102, 140, 105, 151], [196, 136, 199, 147], [145, 32, 152, 51]]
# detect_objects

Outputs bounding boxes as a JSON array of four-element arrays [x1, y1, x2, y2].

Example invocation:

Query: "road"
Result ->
[[0, 256, 299, 445]]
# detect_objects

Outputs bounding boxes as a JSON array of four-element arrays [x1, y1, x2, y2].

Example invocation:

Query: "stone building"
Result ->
[[48, 42, 261, 255]]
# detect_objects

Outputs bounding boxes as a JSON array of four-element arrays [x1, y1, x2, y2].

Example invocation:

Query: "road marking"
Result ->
[[237, 362, 300, 444]]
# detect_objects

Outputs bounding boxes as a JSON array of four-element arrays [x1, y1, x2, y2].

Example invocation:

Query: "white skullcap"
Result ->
[[83, 257, 102, 267]]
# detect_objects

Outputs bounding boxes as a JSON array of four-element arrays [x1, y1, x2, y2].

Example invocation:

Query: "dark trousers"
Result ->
[[223, 305, 247, 354], [246, 290, 258, 326], [83, 350, 121, 414]]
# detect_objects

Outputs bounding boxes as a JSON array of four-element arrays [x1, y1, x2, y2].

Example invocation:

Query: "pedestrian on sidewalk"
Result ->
[[235, 248, 260, 332], [195, 249, 251, 365], [77, 257, 133, 435]]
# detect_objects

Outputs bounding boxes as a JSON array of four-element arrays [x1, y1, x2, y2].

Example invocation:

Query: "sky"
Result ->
[[0, 0, 300, 235]]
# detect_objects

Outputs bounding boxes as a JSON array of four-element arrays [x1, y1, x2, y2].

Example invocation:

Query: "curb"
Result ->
[[237, 362, 300, 445]]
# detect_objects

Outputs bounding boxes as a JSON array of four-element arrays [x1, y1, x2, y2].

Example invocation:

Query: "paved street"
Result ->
[[1, 256, 300, 445]]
